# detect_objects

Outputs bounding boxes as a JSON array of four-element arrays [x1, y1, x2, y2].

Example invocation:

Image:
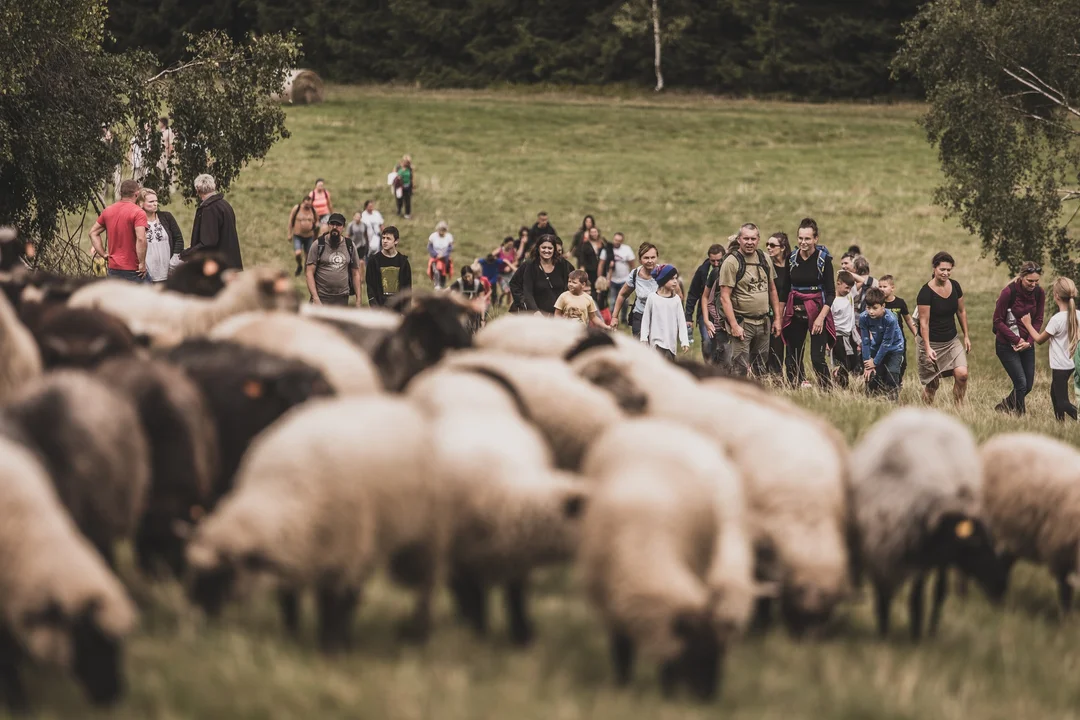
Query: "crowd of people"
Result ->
[[92, 157, 1080, 421]]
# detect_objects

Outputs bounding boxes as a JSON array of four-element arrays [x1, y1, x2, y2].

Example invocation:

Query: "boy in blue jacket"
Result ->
[[860, 287, 905, 399]]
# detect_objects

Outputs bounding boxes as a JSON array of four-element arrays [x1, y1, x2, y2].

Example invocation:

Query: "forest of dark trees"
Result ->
[[105, 0, 924, 98]]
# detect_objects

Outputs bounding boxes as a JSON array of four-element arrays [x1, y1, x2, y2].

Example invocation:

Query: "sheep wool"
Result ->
[[405, 366, 528, 421], [439, 350, 626, 470], [33, 307, 138, 370], [432, 408, 588, 644], [0, 283, 41, 401], [186, 396, 449, 652], [68, 267, 299, 348], [580, 418, 754, 700], [0, 436, 136, 713], [849, 408, 997, 638], [981, 432, 1080, 612], [0, 371, 151, 566], [209, 311, 382, 396]]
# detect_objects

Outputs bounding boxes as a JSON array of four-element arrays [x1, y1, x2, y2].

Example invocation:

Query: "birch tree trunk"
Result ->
[[652, 0, 663, 91]]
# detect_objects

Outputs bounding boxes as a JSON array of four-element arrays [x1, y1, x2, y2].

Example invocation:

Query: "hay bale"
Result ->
[[277, 69, 325, 105]]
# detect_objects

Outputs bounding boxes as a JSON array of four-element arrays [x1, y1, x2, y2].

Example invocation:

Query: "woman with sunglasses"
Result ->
[[765, 232, 791, 377], [992, 260, 1045, 415]]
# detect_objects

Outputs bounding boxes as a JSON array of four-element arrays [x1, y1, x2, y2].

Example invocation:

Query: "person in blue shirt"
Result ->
[[860, 286, 906, 399]]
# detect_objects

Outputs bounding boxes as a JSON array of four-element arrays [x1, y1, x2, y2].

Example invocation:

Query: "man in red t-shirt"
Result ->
[[89, 179, 148, 282]]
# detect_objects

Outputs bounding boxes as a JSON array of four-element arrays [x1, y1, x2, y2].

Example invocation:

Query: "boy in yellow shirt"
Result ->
[[555, 270, 609, 329]]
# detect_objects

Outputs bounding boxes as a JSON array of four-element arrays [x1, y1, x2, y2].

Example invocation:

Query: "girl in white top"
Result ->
[[640, 264, 689, 359], [1023, 277, 1080, 420]]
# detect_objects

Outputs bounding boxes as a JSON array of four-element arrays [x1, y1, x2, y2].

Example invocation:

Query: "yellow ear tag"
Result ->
[[273, 276, 291, 294], [243, 380, 264, 399], [955, 519, 974, 539], [203, 259, 219, 277]]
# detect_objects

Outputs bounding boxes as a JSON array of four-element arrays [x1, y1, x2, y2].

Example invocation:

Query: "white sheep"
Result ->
[[300, 303, 402, 354], [567, 347, 851, 636], [579, 417, 756, 701], [209, 311, 382, 395], [0, 371, 151, 568], [68, 267, 299, 347], [0, 435, 137, 714], [405, 365, 529, 420], [981, 432, 1080, 614], [432, 408, 588, 645], [475, 313, 641, 360], [185, 396, 450, 653], [0, 283, 41, 401], [849, 408, 1003, 640], [438, 350, 629, 470]]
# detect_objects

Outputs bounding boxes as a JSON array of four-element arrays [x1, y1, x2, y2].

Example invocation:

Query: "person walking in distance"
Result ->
[[306, 213, 362, 307], [603, 232, 637, 326], [524, 211, 557, 258], [136, 188, 183, 284], [366, 226, 412, 308], [308, 178, 333, 232], [992, 261, 1044, 415], [879, 275, 918, 388], [782, 218, 836, 388], [427, 221, 454, 289], [287, 195, 318, 276], [685, 244, 725, 363], [641, 264, 690, 360], [358, 199, 384, 258], [765, 231, 791, 377], [396, 156, 414, 219], [182, 174, 243, 270], [915, 251, 971, 406], [717, 224, 782, 377], [1021, 276, 1080, 421], [88, 179, 148, 282]]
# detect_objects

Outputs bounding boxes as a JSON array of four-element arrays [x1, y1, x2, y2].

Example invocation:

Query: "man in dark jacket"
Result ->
[[183, 174, 243, 269], [685, 243, 725, 361]]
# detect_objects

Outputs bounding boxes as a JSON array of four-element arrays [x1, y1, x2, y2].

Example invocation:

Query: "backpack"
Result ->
[[731, 248, 771, 286], [316, 234, 357, 295]]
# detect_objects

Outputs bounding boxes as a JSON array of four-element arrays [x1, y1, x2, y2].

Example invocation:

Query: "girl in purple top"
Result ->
[[992, 261, 1045, 415]]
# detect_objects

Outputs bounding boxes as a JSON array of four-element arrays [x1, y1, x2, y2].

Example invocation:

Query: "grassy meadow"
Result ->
[[44, 86, 1080, 719]]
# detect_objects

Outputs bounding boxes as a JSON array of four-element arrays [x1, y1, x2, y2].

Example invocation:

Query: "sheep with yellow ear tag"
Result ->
[[849, 408, 1004, 641]]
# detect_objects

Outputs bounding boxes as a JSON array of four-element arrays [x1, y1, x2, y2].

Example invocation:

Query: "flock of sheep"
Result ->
[[0, 241, 1076, 714]]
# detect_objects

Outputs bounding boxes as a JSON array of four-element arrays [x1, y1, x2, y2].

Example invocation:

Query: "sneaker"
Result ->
[[800, 380, 812, 389], [404, 214, 412, 220]]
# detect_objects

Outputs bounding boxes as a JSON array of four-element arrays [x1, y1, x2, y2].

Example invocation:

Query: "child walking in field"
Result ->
[[860, 287, 906, 400], [879, 274, 917, 388], [555, 269, 609, 329], [641, 264, 689, 360], [1022, 277, 1080, 420], [831, 270, 862, 388]]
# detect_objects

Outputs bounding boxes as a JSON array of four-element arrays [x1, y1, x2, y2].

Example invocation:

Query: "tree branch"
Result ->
[[1000, 65, 1080, 120], [146, 59, 214, 85]]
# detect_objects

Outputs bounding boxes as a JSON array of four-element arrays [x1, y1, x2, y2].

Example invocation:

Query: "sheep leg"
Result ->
[[749, 597, 774, 636], [928, 565, 948, 637], [278, 589, 301, 638], [658, 659, 680, 698], [908, 573, 926, 642], [0, 629, 28, 716], [609, 630, 635, 686], [504, 578, 534, 646], [392, 545, 438, 644], [872, 582, 892, 637], [316, 585, 359, 654], [1055, 569, 1074, 616], [449, 568, 488, 636]]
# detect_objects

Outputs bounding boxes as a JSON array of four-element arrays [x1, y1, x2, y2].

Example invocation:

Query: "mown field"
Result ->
[[45, 86, 1080, 720]]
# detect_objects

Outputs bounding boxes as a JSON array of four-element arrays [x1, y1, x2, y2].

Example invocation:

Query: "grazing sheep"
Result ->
[[186, 397, 449, 652], [406, 365, 530, 421], [370, 293, 475, 391], [439, 350, 629, 470], [0, 435, 137, 715], [33, 307, 138, 370], [476, 313, 594, 358], [0, 284, 41, 402], [981, 433, 1080, 614], [301, 304, 402, 354], [433, 409, 588, 645], [164, 252, 228, 297], [849, 409, 1004, 639], [95, 357, 219, 578], [0, 372, 150, 567], [209, 311, 382, 396], [68, 267, 299, 347], [163, 338, 335, 502], [579, 418, 756, 701]]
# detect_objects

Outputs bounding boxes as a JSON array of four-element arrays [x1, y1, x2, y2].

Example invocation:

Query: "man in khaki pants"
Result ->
[[718, 223, 783, 376]]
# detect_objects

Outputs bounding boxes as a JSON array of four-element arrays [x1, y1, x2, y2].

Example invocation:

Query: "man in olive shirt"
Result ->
[[718, 223, 782, 376], [306, 213, 362, 306]]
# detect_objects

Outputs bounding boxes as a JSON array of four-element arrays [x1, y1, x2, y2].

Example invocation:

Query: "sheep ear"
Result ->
[[87, 336, 110, 358], [202, 259, 220, 277], [23, 600, 65, 629], [272, 276, 291, 295], [243, 379, 264, 399], [42, 336, 70, 358], [562, 490, 588, 519]]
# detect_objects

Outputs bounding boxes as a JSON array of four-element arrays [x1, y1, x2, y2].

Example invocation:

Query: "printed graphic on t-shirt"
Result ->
[[326, 250, 347, 269], [381, 266, 399, 294]]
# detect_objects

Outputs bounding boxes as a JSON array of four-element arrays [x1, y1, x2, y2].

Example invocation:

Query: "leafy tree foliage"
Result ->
[[105, 0, 921, 98], [0, 0, 297, 272], [895, 0, 1080, 274]]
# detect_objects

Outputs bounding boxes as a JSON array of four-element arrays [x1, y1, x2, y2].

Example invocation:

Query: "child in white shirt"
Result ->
[[640, 264, 689, 360], [831, 270, 861, 387], [1023, 277, 1080, 420]]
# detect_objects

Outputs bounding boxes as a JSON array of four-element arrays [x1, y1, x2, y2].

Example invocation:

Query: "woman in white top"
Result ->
[[427, 220, 454, 288], [611, 242, 684, 338], [137, 189, 183, 283], [1022, 276, 1080, 420]]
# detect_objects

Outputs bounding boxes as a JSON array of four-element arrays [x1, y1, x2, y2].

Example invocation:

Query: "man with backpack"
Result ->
[[306, 213, 362, 306], [717, 223, 782, 377]]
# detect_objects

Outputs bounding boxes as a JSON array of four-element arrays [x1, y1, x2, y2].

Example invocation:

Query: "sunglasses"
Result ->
[[1021, 264, 1042, 274], [766, 242, 781, 248]]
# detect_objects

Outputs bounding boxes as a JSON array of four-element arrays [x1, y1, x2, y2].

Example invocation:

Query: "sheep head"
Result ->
[[927, 511, 1008, 604]]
